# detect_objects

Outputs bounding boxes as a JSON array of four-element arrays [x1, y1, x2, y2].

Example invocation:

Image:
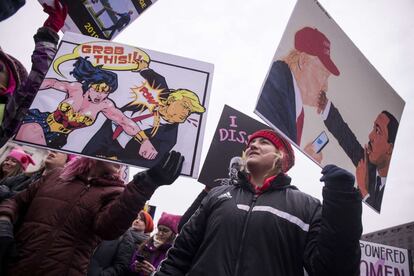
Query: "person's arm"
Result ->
[[93, 151, 184, 240], [322, 102, 364, 167], [102, 101, 158, 160], [303, 165, 362, 276], [177, 188, 209, 233], [0, 1, 65, 146], [139, 68, 169, 93], [102, 101, 143, 136], [39, 78, 81, 97]]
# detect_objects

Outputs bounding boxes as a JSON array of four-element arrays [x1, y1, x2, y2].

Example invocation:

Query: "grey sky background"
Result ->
[[0, 0, 413, 234]]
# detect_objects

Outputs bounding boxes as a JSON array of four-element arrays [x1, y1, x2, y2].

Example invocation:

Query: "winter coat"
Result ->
[[88, 239, 120, 276], [177, 189, 208, 233], [155, 173, 362, 276], [130, 237, 172, 276], [0, 26, 58, 147], [0, 171, 42, 203], [0, 168, 157, 276], [88, 229, 149, 276]]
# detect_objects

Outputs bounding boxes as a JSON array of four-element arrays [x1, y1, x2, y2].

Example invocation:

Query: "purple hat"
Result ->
[[157, 212, 182, 234]]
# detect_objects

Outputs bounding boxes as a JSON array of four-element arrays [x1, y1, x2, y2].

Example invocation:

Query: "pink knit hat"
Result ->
[[6, 148, 36, 171], [158, 212, 182, 234]]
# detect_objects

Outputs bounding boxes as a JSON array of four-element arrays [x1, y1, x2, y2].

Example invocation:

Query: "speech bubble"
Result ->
[[53, 41, 150, 77]]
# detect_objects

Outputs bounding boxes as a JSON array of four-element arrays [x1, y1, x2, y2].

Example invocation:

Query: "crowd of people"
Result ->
[[0, 1, 363, 276]]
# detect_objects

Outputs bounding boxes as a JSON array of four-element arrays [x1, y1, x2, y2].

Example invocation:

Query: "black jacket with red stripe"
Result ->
[[155, 173, 362, 276]]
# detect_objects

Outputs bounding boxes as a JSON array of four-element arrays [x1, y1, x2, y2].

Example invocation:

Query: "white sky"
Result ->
[[0, 0, 413, 234]]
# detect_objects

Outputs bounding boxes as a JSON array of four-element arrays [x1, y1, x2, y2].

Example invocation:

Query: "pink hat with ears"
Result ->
[[158, 212, 182, 234], [6, 148, 36, 171]]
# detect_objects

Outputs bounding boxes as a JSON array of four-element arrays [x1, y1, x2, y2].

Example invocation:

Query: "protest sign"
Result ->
[[14, 32, 213, 178], [254, 0, 405, 213], [198, 105, 268, 187], [39, 0, 157, 40], [360, 240, 413, 276]]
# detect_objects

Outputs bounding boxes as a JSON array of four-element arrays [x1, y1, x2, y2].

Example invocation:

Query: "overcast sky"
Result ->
[[0, 0, 413, 234]]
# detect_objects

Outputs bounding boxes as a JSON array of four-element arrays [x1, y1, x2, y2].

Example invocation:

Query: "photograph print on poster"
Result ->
[[14, 32, 213, 178], [254, 0, 405, 213]]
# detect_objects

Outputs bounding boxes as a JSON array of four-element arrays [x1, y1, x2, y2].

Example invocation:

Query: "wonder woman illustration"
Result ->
[[16, 57, 157, 159], [82, 59, 206, 167]]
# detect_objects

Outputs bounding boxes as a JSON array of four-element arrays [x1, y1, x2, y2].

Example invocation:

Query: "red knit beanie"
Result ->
[[247, 129, 295, 173], [140, 210, 154, 233]]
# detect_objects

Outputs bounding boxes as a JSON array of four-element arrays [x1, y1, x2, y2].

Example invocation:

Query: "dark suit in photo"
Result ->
[[255, 60, 298, 143]]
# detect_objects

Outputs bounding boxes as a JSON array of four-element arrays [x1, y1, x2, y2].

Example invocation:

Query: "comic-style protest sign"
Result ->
[[360, 241, 413, 276], [39, 0, 157, 40], [254, 0, 405, 213], [198, 105, 268, 188], [14, 32, 213, 178]]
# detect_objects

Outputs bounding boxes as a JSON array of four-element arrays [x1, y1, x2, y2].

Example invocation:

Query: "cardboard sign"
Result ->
[[14, 32, 213, 178], [198, 105, 268, 187], [39, 0, 157, 40], [254, 0, 405, 213], [360, 240, 412, 276]]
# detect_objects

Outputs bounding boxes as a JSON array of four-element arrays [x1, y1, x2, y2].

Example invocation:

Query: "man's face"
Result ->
[[299, 55, 331, 106], [0, 59, 10, 93], [87, 83, 110, 104], [45, 151, 67, 169], [367, 113, 392, 168], [164, 97, 192, 123]]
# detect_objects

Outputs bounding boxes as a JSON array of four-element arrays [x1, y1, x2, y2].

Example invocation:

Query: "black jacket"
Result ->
[[177, 189, 208, 233], [155, 173, 362, 276], [88, 229, 149, 276]]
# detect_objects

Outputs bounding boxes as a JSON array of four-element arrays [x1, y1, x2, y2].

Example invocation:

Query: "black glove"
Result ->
[[320, 164, 355, 192], [146, 151, 184, 186]]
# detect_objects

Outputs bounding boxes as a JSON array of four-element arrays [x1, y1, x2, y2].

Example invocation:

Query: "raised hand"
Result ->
[[43, 0, 68, 32], [146, 150, 184, 186]]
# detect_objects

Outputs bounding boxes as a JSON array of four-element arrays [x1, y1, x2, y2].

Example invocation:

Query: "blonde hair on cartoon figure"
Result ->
[[165, 89, 205, 114], [241, 150, 284, 179]]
